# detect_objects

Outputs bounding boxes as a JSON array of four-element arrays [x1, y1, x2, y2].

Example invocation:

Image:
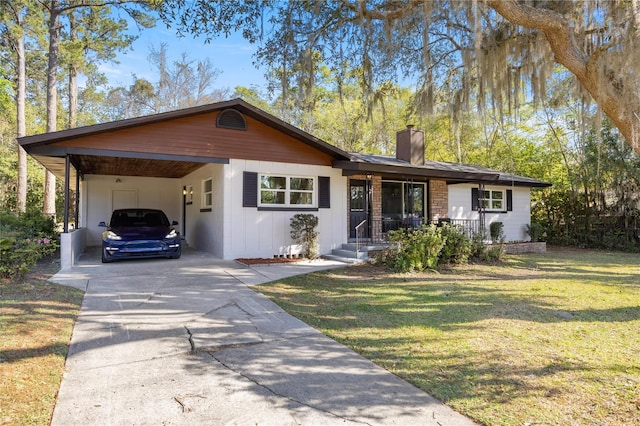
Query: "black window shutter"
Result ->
[[471, 187, 479, 211], [318, 176, 330, 208], [243, 171, 258, 207], [506, 189, 513, 212]]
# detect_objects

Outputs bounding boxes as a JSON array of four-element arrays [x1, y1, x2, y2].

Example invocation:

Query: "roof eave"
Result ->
[[333, 160, 501, 183]]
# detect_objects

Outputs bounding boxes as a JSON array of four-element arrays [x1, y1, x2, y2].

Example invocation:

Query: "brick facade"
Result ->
[[428, 179, 448, 221]]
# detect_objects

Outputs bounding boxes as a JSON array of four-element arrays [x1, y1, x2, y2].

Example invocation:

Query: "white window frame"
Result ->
[[202, 178, 213, 209], [259, 174, 316, 208], [480, 189, 505, 212]]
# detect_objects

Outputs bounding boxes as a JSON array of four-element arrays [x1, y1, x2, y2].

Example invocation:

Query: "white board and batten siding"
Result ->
[[448, 183, 532, 242], [180, 160, 348, 260]]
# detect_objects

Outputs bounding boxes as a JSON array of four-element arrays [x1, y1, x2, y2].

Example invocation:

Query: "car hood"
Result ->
[[109, 226, 175, 240]]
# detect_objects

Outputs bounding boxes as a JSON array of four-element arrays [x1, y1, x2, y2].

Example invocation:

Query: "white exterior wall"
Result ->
[[214, 159, 347, 260], [83, 175, 182, 246], [448, 183, 532, 242], [180, 163, 226, 257]]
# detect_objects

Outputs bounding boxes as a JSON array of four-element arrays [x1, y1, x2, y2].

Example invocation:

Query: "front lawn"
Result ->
[[257, 248, 640, 425], [0, 261, 83, 425]]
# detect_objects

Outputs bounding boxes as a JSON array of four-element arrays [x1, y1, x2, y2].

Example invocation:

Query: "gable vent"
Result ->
[[216, 109, 247, 130]]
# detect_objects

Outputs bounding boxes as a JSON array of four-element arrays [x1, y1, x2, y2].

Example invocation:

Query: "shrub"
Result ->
[[290, 213, 319, 259], [387, 224, 446, 272], [489, 221, 505, 244], [0, 210, 58, 281], [469, 229, 488, 260], [438, 223, 471, 264], [0, 210, 56, 239], [484, 243, 506, 262], [468, 229, 506, 262], [526, 222, 544, 242], [0, 235, 58, 280]]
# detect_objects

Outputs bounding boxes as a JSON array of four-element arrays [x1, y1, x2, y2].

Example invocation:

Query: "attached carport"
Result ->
[[21, 148, 225, 269], [18, 99, 352, 268], [17, 103, 244, 269]]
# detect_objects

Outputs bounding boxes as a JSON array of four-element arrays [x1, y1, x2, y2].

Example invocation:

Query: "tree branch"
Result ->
[[487, 0, 640, 151]]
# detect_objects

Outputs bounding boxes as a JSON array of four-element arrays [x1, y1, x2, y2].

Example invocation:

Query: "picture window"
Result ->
[[259, 175, 315, 207]]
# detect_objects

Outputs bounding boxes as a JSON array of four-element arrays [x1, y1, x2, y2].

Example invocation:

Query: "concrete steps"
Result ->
[[323, 243, 390, 263]]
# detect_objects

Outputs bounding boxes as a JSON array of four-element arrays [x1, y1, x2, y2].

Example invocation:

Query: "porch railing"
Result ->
[[354, 219, 368, 255], [353, 218, 481, 245]]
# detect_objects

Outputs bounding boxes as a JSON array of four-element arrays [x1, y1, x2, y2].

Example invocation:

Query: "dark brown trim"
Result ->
[[257, 207, 319, 212], [335, 160, 500, 183], [29, 145, 230, 164]]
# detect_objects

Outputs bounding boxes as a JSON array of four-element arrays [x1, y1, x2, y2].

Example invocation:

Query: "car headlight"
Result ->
[[165, 229, 178, 239], [105, 231, 122, 241]]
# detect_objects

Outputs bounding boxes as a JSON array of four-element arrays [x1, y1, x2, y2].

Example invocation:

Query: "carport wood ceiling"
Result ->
[[73, 155, 207, 178], [37, 154, 208, 181]]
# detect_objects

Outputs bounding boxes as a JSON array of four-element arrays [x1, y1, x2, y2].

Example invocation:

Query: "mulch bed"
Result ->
[[235, 257, 305, 265]]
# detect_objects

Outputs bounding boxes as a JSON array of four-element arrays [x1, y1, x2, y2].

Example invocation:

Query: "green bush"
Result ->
[[438, 223, 471, 264], [0, 210, 56, 238], [0, 235, 58, 280], [525, 222, 544, 242], [469, 229, 488, 260], [489, 221, 504, 244], [0, 210, 58, 281], [290, 213, 319, 259], [468, 229, 506, 262], [484, 243, 506, 262], [387, 224, 446, 272]]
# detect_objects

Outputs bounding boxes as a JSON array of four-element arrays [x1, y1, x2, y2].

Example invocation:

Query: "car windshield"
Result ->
[[111, 210, 169, 227]]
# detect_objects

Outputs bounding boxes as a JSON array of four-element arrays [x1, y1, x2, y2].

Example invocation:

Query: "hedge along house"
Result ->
[[18, 99, 550, 268]]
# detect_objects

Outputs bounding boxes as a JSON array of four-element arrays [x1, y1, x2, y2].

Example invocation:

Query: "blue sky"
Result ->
[[99, 17, 268, 92]]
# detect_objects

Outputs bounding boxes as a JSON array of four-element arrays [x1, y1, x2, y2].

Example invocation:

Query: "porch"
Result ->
[[353, 217, 481, 245], [326, 217, 481, 262]]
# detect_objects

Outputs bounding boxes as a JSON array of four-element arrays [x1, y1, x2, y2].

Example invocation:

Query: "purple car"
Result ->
[[100, 208, 181, 263]]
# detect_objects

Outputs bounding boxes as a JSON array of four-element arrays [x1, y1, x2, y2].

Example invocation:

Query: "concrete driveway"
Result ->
[[50, 248, 476, 425]]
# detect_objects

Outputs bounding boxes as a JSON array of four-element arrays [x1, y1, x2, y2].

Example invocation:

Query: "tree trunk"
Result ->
[[487, 0, 640, 153], [68, 12, 77, 129], [16, 28, 27, 212], [44, 0, 60, 216]]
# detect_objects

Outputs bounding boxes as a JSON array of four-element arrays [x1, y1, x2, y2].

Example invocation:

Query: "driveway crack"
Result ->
[[206, 352, 372, 425], [184, 325, 195, 351]]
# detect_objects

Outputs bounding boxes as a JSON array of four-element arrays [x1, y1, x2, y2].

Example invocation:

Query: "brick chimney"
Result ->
[[396, 125, 425, 165]]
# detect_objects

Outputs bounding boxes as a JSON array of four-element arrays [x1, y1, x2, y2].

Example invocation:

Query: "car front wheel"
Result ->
[[169, 247, 181, 259]]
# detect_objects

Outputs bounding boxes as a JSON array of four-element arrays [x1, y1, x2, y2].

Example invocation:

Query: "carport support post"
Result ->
[[478, 183, 485, 235], [75, 168, 80, 228], [63, 154, 70, 233]]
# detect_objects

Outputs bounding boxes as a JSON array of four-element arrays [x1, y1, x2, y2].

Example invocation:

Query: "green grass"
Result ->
[[257, 248, 640, 425], [0, 262, 83, 426]]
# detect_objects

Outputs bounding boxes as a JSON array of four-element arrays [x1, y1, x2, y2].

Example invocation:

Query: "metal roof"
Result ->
[[337, 153, 551, 187]]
